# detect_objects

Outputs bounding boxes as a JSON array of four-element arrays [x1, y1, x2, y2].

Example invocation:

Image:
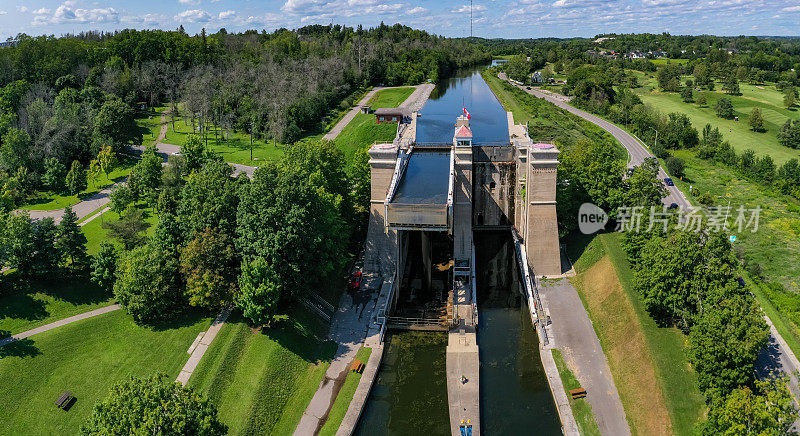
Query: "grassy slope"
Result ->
[[368, 86, 415, 109], [569, 233, 705, 436], [0, 309, 211, 434], [333, 113, 397, 161], [482, 70, 623, 154], [318, 347, 373, 436], [632, 73, 800, 165], [551, 348, 601, 436], [187, 310, 337, 436], [0, 279, 113, 337], [20, 157, 136, 211]]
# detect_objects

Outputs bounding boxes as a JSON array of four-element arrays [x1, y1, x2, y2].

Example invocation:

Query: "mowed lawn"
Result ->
[[333, 113, 397, 160], [80, 204, 159, 255], [318, 346, 372, 436], [632, 73, 800, 165], [0, 309, 211, 434], [569, 232, 705, 436], [188, 309, 337, 436], [0, 278, 113, 338], [368, 86, 415, 109]]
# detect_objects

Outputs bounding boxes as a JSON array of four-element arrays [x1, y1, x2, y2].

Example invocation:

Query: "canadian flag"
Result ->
[[463, 107, 471, 120]]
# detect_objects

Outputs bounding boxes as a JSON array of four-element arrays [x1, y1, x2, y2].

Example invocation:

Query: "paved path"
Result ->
[[323, 88, 386, 141], [497, 74, 800, 424], [176, 306, 232, 386], [0, 304, 121, 347], [540, 279, 630, 436], [294, 272, 381, 436], [498, 73, 691, 210], [446, 325, 480, 436]]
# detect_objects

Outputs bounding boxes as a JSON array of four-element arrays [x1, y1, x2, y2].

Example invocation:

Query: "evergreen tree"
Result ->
[[57, 205, 88, 269], [749, 107, 764, 132]]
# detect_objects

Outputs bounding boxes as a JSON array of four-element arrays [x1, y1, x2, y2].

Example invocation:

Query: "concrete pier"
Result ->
[[446, 324, 480, 436]]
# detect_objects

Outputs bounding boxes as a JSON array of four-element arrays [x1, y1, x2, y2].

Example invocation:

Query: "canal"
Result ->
[[355, 64, 560, 435]]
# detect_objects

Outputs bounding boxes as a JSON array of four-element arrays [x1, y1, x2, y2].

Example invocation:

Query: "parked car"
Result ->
[[525, 86, 531, 90], [664, 178, 674, 186], [668, 202, 679, 210], [348, 271, 363, 291]]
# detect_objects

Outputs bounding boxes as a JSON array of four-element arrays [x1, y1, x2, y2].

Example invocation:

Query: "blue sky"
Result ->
[[0, 0, 799, 41]]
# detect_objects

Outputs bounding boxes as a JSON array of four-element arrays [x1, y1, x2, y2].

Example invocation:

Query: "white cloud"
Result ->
[[452, 4, 487, 13], [0, 11, 6, 15], [32, 4, 119, 25], [408, 6, 426, 14], [179, 0, 200, 4], [17, 6, 28, 13], [175, 9, 212, 22], [219, 10, 236, 19], [781, 5, 800, 12]]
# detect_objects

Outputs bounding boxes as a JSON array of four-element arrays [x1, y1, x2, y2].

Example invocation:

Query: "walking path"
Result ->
[[176, 306, 232, 386], [540, 279, 630, 436], [497, 73, 800, 422], [323, 88, 386, 141], [294, 272, 382, 436], [0, 304, 121, 347]]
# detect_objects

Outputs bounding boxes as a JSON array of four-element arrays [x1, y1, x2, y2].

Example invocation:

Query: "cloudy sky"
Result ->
[[0, 0, 798, 41]]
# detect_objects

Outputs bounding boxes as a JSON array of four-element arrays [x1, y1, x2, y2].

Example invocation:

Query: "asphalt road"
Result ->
[[499, 73, 691, 210], [497, 73, 800, 417]]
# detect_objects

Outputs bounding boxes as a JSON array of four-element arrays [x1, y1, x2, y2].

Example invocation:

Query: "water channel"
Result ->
[[355, 64, 560, 435]]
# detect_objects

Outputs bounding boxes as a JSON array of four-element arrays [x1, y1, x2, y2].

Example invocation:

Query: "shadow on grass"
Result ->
[[0, 338, 41, 358], [265, 305, 337, 365], [564, 231, 596, 268], [147, 307, 210, 332]]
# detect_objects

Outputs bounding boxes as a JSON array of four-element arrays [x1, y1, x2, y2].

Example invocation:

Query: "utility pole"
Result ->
[[470, 0, 473, 38]]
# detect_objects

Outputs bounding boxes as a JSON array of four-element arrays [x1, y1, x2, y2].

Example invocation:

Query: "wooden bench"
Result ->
[[55, 391, 73, 409], [350, 360, 365, 374], [570, 388, 586, 399]]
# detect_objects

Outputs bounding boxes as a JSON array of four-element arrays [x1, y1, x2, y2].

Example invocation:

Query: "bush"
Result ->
[[665, 156, 685, 178]]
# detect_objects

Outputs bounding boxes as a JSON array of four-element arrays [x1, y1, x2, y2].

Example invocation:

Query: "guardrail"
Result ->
[[511, 227, 549, 346]]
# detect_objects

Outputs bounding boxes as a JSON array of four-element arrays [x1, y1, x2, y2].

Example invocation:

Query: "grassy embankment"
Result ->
[[551, 348, 601, 436], [569, 233, 706, 436], [482, 69, 620, 152], [0, 309, 212, 434], [368, 86, 415, 109], [484, 67, 705, 433], [318, 347, 373, 436], [332, 86, 415, 160], [631, 71, 800, 165], [187, 311, 337, 436]]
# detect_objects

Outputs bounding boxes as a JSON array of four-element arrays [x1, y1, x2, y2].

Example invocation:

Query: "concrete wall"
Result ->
[[365, 144, 400, 277], [524, 149, 561, 276]]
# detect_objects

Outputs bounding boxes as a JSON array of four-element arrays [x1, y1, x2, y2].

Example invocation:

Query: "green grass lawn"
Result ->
[[20, 157, 136, 211], [569, 232, 706, 436], [136, 106, 169, 146], [333, 113, 397, 161], [318, 346, 372, 436], [551, 348, 601, 436], [368, 87, 415, 109], [0, 309, 212, 434], [632, 74, 800, 165], [651, 58, 690, 65], [671, 149, 800, 293], [0, 277, 113, 338], [482, 69, 622, 154], [187, 308, 337, 436], [81, 203, 159, 255]]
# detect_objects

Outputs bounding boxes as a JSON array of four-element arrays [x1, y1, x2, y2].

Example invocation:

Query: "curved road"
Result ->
[[498, 73, 800, 415], [499, 73, 691, 210]]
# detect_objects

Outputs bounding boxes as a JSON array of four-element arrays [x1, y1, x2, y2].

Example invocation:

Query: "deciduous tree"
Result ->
[[81, 373, 226, 436], [180, 227, 239, 309]]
